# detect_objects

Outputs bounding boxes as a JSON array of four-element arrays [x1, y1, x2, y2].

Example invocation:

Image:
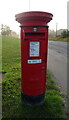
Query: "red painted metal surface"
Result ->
[[15, 11, 53, 96], [15, 11, 53, 26]]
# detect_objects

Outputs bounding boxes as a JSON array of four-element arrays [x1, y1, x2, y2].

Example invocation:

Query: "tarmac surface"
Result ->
[[47, 41, 67, 94]]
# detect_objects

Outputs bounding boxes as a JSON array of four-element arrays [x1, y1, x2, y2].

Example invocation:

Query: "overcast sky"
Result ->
[[0, 0, 68, 33]]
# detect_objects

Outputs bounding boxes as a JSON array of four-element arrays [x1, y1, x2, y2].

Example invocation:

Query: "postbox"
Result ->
[[15, 11, 53, 105]]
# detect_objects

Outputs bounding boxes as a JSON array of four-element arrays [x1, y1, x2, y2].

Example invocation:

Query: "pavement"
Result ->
[[47, 41, 67, 95]]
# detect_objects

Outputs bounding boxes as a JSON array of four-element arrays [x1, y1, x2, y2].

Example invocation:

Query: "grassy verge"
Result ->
[[2, 35, 20, 73], [0, 36, 2, 72], [2, 36, 66, 119], [49, 37, 69, 42]]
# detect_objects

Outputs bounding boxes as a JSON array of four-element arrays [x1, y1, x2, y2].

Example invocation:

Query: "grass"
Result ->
[[46, 70, 60, 91], [0, 36, 2, 72], [49, 37, 69, 42], [2, 35, 66, 119], [2, 35, 20, 73]]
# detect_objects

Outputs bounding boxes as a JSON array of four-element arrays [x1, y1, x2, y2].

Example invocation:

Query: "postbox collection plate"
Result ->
[[30, 41, 40, 57]]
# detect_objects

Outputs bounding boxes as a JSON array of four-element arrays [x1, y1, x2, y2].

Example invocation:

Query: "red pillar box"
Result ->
[[15, 11, 53, 105]]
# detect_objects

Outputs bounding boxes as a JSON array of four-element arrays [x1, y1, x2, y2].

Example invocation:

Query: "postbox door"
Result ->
[[21, 33, 48, 96]]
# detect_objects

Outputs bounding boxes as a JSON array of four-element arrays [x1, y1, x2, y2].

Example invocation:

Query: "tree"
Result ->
[[61, 30, 67, 38], [1, 24, 11, 36], [61, 30, 69, 38], [67, 30, 69, 37], [0, 24, 19, 38]]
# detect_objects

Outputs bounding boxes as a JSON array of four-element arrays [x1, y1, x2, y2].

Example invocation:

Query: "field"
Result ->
[[1, 36, 66, 119]]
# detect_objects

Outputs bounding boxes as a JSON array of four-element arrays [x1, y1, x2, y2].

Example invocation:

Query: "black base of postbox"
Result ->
[[21, 92, 45, 105]]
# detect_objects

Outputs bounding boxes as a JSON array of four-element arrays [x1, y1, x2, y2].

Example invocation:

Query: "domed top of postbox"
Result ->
[[15, 11, 53, 26]]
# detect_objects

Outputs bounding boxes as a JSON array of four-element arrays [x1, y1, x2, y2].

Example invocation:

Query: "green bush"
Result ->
[[61, 30, 69, 38]]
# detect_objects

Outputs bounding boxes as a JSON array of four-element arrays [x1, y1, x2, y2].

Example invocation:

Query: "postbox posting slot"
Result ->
[[25, 32, 45, 39]]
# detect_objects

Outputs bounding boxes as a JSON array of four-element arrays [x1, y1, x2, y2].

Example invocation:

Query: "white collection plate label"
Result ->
[[30, 41, 40, 57], [28, 59, 42, 64]]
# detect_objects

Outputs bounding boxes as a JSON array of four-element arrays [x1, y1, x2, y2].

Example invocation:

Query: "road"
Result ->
[[47, 41, 67, 94]]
